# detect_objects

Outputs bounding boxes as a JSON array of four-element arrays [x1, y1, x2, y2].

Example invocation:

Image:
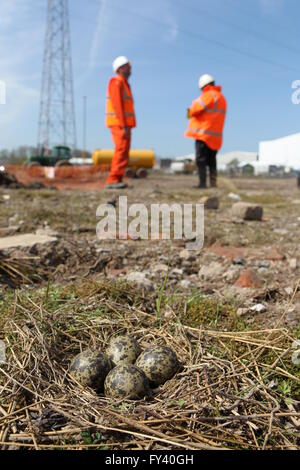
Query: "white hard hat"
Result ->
[[113, 56, 130, 73], [199, 74, 215, 89]]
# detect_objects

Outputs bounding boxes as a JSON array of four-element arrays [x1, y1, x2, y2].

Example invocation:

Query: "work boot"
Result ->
[[105, 182, 128, 190], [210, 172, 217, 188], [193, 184, 207, 189]]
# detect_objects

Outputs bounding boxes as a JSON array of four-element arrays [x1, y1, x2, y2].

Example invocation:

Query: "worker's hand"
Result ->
[[186, 108, 191, 119], [122, 126, 130, 138]]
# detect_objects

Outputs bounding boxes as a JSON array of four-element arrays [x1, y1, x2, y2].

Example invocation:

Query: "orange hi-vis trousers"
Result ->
[[106, 127, 131, 184]]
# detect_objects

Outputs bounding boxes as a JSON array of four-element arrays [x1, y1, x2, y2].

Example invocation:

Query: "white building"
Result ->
[[217, 151, 258, 172], [259, 132, 300, 171]]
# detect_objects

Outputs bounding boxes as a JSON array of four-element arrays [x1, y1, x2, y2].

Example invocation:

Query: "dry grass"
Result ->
[[0, 280, 299, 450], [0, 252, 43, 288]]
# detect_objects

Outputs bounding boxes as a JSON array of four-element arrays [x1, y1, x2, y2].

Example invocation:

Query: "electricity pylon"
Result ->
[[38, 0, 77, 151]]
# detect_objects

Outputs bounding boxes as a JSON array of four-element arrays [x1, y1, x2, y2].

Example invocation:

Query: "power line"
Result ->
[[86, 0, 300, 73], [223, 0, 300, 37], [172, 0, 300, 56], [69, 11, 239, 71]]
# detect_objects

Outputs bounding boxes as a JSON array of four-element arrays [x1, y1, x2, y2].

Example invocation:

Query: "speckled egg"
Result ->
[[104, 364, 149, 400], [136, 346, 179, 386], [106, 336, 141, 366], [70, 350, 112, 393]]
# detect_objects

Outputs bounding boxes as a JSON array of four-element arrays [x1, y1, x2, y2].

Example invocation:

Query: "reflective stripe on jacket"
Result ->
[[185, 85, 227, 151], [105, 75, 136, 128]]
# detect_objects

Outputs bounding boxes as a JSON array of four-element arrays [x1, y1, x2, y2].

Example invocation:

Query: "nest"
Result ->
[[0, 280, 299, 450], [0, 252, 41, 288]]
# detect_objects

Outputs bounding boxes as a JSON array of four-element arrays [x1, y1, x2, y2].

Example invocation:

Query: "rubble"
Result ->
[[223, 265, 242, 282], [0, 170, 24, 188], [200, 196, 219, 210], [289, 258, 298, 270], [258, 260, 271, 269], [199, 262, 224, 280], [0, 172, 299, 333], [152, 263, 169, 274], [291, 350, 300, 367], [235, 268, 262, 289], [0, 233, 57, 250], [237, 308, 249, 317], [249, 303, 267, 313], [170, 268, 184, 279], [180, 280, 192, 289], [233, 257, 246, 266], [285, 287, 294, 296], [228, 192, 241, 201], [126, 272, 153, 290], [231, 202, 263, 221], [179, 249, 195, 261]]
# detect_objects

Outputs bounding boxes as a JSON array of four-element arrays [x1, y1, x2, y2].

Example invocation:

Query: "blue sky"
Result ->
[[0, 0, 300, 157]]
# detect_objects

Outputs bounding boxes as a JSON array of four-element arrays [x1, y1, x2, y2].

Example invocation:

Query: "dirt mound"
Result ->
[[0, 168, 47, 190], [0, 169, 24, 189]]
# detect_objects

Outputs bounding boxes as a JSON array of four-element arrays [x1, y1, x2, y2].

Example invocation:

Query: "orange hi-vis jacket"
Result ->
[[185, 85, 227, 151], [105, 74, 136, 129]]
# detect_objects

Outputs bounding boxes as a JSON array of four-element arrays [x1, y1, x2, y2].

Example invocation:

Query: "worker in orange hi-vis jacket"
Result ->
[[185, 74, 227, 189], [105, 56, 136, 190]]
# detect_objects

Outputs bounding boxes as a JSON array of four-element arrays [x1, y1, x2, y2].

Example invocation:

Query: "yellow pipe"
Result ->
[[92, 149, 155, 169]]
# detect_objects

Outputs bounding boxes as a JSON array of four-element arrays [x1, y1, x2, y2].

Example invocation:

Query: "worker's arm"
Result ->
[[189, 93, 214, 118], [109, 79, 126, 129]]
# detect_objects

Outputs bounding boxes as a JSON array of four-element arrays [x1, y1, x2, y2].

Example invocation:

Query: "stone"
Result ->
[[289, 258, 298, 270], [126, 272, 153, 290], [231, 202, 263, 221], [179, 249, 195, 261], [0, 233, 57, 250], [199, 262, 224, 280], [249, 303, 267, 313], [152, 263, 169, 273], [36, 227, 59, 238], [223, 266, 242, 282], [180, 280, 192, 289], [228, 193, 241, 201], [258, 260, 270, 269], [200, 196, 219, 210], [274, 229, 289, 236], [285, 287, 294, 296], [237, 308, 249, 317], [170, 268, 184, 278], [233, 257, 246, 266], [209, 243, 283, 261], [292, 350, 300, 367], [234, 269, 262, 289]]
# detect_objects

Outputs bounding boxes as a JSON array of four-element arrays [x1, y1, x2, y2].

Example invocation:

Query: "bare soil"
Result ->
[[1, 173, 300, 329], [0, 173, 299, 450]]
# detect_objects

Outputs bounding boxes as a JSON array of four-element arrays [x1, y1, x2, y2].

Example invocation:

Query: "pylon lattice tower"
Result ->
[[38, 0, 77, 151]]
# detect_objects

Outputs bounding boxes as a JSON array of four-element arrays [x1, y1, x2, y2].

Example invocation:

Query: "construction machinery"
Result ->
[[92, 149, 155, 178], [26, 146, 72, 167]]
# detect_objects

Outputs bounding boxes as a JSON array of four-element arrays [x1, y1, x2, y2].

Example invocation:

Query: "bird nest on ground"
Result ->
[[0, 280, 299, 450], [0, 251, 41, 288]]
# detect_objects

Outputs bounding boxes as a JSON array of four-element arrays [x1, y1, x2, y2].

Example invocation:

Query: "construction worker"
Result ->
[[105, 56, 136, 190], [185, 74, 227, 188]]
